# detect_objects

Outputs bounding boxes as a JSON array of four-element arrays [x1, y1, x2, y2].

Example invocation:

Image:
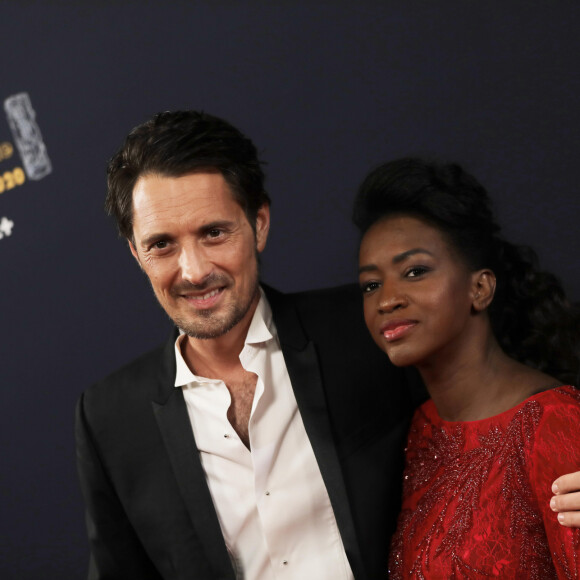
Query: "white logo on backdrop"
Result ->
[[4, 92, 52, 180], [1, 93, 52, 241], [0, 216, 14, 239]]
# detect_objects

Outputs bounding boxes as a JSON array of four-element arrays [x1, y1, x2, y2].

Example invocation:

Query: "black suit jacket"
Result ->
[[76, 285, 423, 579]]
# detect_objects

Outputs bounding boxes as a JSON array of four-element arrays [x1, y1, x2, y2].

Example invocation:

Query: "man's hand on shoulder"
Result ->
[[551, 471, 580, 528]]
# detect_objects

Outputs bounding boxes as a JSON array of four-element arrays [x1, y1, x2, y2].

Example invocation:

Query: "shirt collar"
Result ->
[[174, 287, 275, 387]]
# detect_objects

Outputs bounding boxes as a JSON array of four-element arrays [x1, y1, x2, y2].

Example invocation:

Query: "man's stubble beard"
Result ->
[[154, 270, 261, 340], [174, 283, 259, 339]]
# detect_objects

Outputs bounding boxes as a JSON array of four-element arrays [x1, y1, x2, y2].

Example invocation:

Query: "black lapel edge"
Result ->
[[265, 286, 367, 579], [152, 384, 236, 579]]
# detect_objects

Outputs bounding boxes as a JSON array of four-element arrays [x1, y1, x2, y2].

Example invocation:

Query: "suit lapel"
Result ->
[[149, 288, 364, 579], [264, 286, 365, 578], [152, 335, 235, 580]]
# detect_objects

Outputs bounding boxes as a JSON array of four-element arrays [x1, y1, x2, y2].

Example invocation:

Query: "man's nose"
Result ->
[[178, 243, 212, 285], [378, 282, 407, 314]]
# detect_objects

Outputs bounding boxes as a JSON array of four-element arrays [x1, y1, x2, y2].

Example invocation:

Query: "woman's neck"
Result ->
[[417, 334, 556, 422]]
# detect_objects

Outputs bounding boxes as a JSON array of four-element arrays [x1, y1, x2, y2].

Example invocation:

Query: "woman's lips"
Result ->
[[380, 319, 417, 342]]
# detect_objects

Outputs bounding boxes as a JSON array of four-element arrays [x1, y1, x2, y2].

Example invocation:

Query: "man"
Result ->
[[552, 472, 580, 527], [76, 110, 421, 579]]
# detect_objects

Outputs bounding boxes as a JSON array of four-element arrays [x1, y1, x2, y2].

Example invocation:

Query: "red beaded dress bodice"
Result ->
[[389, 386, 580, 579]]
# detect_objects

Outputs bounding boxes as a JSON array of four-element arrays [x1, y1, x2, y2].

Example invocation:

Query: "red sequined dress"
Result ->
[[389, 385, 580, 579]]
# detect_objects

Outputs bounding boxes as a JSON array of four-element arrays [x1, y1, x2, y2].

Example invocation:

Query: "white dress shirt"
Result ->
[[174, 290, 354, 580]]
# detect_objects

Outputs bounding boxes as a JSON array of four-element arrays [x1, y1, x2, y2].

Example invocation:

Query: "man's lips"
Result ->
[[379, 319, 417, 342], [186, 288, 222, 300], [180, 286, 225, 309]]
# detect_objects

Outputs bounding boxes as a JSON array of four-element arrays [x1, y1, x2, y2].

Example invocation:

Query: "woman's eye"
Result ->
[[361, 281, 380, 293], [406, 266, 429, 278]]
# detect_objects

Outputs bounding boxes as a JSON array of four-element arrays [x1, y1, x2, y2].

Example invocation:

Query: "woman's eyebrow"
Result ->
[[392, 248, 434, 264]]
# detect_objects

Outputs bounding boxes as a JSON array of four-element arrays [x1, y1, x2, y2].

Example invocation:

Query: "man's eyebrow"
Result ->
[[392, 248, 434, 263], [140, 233, 170, 248], [200, 220, 236, 232], [139, 220, 237, 247]]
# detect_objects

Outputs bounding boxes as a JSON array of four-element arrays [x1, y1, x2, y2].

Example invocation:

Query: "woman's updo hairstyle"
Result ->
[[353, 157, 579, 385]]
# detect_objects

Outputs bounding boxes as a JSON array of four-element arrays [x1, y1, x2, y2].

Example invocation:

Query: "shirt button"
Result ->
[[264, 491, 270, 496], [282, 560, 288, 566], [224, 434, 230, 439]]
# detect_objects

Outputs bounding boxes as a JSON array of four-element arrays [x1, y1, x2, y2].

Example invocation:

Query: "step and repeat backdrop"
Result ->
[[1, 2, 579, 578]]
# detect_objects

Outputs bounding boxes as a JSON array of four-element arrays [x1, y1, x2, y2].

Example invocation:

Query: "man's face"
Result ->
[[129, 172, 270, 339]]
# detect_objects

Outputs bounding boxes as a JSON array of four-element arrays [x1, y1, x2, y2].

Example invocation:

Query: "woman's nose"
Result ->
[[378, 283, 407, 314]]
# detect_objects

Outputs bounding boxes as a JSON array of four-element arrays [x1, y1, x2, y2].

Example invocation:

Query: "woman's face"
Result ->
[[358, 215, 481, 368]]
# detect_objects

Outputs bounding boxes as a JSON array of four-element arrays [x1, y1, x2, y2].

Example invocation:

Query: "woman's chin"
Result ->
[[384, 344, 420, 368]]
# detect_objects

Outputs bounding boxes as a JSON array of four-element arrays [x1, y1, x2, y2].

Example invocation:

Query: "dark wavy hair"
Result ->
[[106, 110, 270, 241], [353, 157, 579, 385]]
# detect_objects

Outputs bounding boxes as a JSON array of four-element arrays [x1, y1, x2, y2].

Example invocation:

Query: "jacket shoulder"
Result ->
[[80, 332, 176, 412], [288, 283, 371, 344], [265, 283, 363, 326], [292, 283, 363, 316], [267, 282, 426, 409]]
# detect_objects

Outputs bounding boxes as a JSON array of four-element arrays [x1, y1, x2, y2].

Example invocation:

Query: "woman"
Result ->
[[353, 158, 580, 578]]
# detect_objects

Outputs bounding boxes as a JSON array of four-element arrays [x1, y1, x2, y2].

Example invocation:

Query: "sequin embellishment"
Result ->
[[389, 386, 580, 579]]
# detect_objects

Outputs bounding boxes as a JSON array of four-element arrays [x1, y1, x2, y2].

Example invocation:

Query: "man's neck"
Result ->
[[181, 292, 260, 378], [181, 292, 262, 450]]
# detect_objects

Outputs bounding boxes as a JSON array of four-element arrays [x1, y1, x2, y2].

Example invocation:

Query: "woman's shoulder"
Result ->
[[525, 386, 580, 500], [412, 385, 580, 431], [499, 385, 580, 435], [529, 385, 580, 410], [527, 385, 580, 434], [523, 386, 580, 471]]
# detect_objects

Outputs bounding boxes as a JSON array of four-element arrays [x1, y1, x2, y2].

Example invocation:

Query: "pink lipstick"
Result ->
[[380, 319, 417, 342]]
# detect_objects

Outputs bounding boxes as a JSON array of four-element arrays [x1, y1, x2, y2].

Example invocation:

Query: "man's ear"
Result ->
[[128, 240, 143, 269], [255, 203, 270, 253], [471, 269, 496, 312]]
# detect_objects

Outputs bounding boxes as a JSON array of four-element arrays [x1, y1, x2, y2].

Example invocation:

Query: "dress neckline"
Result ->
[[421, 385, 574, 427]]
